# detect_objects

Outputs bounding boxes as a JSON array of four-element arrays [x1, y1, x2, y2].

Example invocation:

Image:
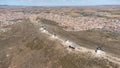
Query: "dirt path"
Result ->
[[36, 21, 120, 65], [1, 19, 119, 68], [105, 55, 120, 65]]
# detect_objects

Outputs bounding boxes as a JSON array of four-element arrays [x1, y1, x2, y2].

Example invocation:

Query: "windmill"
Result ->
[[95, 47, 102, 54], [39, 25, 47, 32], [52, 33, 57, 38], [95, 30, 105, 54], [39, 25, 44, 31], [95, 44, 104, 54], [65, 39, 69, 44]]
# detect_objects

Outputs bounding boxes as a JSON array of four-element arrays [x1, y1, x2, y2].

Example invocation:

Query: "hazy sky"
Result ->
[[0, 0, 120, 6]]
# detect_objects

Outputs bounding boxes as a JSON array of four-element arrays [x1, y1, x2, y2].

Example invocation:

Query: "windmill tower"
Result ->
[[39, 25, 47, 32], [52, 33, 57, 38], [95, 47, 102, 54]]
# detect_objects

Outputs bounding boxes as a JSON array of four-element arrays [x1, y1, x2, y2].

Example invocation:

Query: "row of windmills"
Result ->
[[39, 25, 102, 54]]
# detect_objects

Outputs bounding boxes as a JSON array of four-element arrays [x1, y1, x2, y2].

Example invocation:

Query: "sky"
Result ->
[[0, 0, 120, 6]]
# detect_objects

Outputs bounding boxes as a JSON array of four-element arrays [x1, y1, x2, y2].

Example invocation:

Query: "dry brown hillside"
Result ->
[[0, 19, 119, 68]]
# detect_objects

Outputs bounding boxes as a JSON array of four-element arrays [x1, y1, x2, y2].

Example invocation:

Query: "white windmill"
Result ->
[[42, 28, 46, 32], [39, 26, 47, 33], [39, 26, 44, 31], [52, 33, 57, 38], [65, 40, 71, 45], [95, 47, 102, 54]]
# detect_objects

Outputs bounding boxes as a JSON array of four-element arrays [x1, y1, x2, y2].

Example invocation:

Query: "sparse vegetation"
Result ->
[[103, 31, 120, 39], [0, 6, 120, 68]]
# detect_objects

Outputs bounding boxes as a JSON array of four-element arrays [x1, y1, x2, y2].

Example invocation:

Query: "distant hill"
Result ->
[[0, 5, 9, 6], [0, 5, 120, 7]]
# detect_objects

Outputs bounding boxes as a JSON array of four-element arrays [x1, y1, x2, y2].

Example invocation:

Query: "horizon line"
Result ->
[[0, 4, 120, 7]]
